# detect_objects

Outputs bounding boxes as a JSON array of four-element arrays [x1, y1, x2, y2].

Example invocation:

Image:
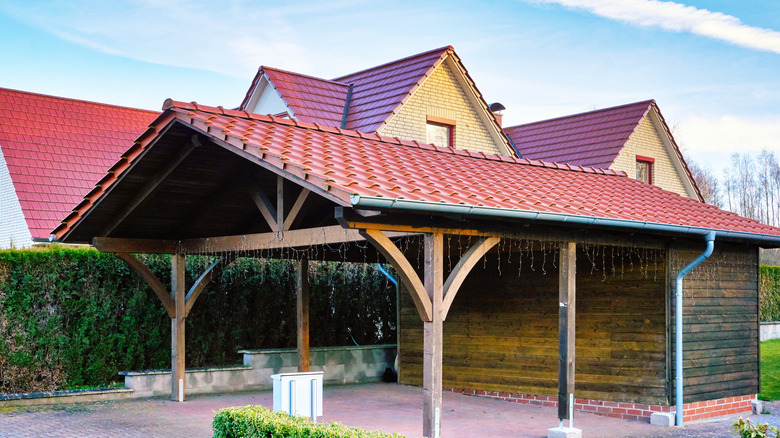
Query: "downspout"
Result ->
[[377, 264, 400, 372], [675, 230, 716, 426]]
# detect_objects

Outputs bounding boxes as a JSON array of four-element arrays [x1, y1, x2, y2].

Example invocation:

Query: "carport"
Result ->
[[53, 100, 780, 437]]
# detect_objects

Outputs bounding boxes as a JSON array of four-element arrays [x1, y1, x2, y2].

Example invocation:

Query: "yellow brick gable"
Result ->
[[611, 113, 694, 199], [379, 60, 509, 156]]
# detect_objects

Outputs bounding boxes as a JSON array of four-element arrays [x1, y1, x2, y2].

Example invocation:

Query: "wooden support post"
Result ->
[[171, 254, 186, 402], [423, 233, 444, 438], [296, 258, 310, 372], [557, 242, 576, 422]]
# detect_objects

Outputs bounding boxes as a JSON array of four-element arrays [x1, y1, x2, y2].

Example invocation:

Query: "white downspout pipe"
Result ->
[[675, 231, 716, 426]]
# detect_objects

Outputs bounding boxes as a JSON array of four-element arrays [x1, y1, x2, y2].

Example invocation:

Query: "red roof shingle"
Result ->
[[54, 101, 780, 241], [0, 87, 158, 239], [504, 101, 653, 169]]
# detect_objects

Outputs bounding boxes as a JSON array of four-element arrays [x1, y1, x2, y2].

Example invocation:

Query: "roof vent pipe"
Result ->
[[675, 230, 716, 426], [489, 102, 505, 127]]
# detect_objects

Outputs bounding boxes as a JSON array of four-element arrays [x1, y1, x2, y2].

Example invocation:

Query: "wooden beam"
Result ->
[[276, 175, 284, 233], [296, 258, 310, 372], [336, 207, 667, 249], [360, 229, 432, 322], [103, 137, 198, 236], [115, 253, 175, 318], [558, 242, 577, 421], [441, 237, 500, 320], [171, 254, 186, 402], [249, 180, 278, 231], [184, 258, 228, 317], [423, 233, 444, 438], [180, 226, 366, 254], [94, 237, 177, 254], [283, 189, 310, 231]]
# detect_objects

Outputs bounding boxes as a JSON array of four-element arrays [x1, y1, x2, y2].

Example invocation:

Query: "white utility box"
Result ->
[[271, 371, 324, 421]]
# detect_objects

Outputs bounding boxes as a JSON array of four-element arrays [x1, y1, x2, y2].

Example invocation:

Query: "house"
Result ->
[[0, 87, 158, 248], [238, 46, 515, 157], [504, 100, 703, 201]]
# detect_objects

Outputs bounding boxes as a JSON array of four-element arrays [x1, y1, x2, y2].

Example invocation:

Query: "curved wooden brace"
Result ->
[[116, 253, 175, 318], [441, 237, 500, 320], [360, 229, 432, 321], [184, 257, 231, 317]]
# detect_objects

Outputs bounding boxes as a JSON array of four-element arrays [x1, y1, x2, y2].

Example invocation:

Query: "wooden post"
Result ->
[[423, 233, 444, 438], [171, 253, 186, 402], [557, 242, 576, 422], [297, 258, 310, 372]]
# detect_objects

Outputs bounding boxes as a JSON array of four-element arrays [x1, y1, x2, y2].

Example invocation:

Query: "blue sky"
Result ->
[[1, 0, 778, 175]]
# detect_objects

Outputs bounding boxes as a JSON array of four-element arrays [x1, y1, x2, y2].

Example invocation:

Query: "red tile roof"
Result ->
[[0, 87, 158, 240], [54, 101, 780, 241], [504, 101, 653, 169], [249, 67, 350, 127], [334, 46, 452, 133]]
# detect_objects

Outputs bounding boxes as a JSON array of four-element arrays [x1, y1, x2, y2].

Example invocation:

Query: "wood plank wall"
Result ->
[[670, 243, 759, 404], [399, 245, 669, 404]]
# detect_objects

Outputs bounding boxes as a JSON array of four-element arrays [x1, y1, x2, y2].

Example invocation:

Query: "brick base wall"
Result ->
[[446, 388, 754, 423]]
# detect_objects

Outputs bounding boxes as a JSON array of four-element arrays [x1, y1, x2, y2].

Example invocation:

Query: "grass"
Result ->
[[759, 339, 780, 401]]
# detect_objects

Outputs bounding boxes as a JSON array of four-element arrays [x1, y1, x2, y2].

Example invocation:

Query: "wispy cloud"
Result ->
[[0, 1, 363, 78], [677, 114, 780, 154], [530, 0, 780, 55]]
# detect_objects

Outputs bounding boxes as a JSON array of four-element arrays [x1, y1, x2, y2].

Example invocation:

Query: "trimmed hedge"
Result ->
[[0, 246, 395, 393], [761, 265, 780, 322], [212, 405, 404, 438]]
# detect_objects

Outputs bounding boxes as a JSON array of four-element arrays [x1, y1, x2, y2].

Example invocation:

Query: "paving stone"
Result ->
[[0, 385, 777, 438]]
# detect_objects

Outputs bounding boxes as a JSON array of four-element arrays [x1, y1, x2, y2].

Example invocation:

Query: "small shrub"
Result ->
[[212, 405, 404, 438], [731, 417, 780, 438]]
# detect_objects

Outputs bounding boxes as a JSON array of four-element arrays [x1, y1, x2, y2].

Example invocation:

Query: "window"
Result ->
[[636, 155, 654, 184], [426, 116, 455, 147]]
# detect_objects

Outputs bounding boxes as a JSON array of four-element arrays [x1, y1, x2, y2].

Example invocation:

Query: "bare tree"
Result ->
[[687, 159, 722, 207], [721, 150, 780, 227]]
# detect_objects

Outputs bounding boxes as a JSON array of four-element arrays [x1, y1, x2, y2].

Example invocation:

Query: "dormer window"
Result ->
[[426, 116, 455, 148], [636, 155, 654, 184]]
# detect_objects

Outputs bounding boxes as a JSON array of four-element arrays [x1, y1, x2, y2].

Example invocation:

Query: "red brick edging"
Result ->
[[445, 388, 754, 423]]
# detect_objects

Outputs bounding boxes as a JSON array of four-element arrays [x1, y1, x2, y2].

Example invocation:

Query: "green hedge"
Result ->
[[212, 405, 403, 438], [761, 265, 780, 322], [0, 246, 395, 393]]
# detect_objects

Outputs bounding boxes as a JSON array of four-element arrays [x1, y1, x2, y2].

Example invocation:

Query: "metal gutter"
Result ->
[[674, 231, 715, 426], [349, 195, 780, 245]]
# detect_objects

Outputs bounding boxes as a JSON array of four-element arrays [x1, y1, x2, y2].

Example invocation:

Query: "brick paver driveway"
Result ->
[[1, 384, 778, 437]]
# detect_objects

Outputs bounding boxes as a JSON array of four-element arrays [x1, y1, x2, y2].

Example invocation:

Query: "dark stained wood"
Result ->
[[171, 254, 186, 401], [423, 233, 444, 438], [669, 243, 759, 404], [103, 138, 199, 236], [442, 237, 500, 320], [115, 253, 175, 317], [361, 229, 432, 322], [558, 242, 576, 421], [95, 237, 177, 254], [297, 258, 310, 372], [399, 245, 668, 405], [184, 258, 228, 317]]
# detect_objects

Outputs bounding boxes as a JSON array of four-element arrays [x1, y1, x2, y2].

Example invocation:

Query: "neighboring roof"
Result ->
[[333, 46, 453, 133], [54, 101, 780, 242], [239, 47, 512, 154], [504, 100, 703, 201], [248, 67, 350, 127], [504, 100, 653, 169], [0, 87, 158, 240]]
